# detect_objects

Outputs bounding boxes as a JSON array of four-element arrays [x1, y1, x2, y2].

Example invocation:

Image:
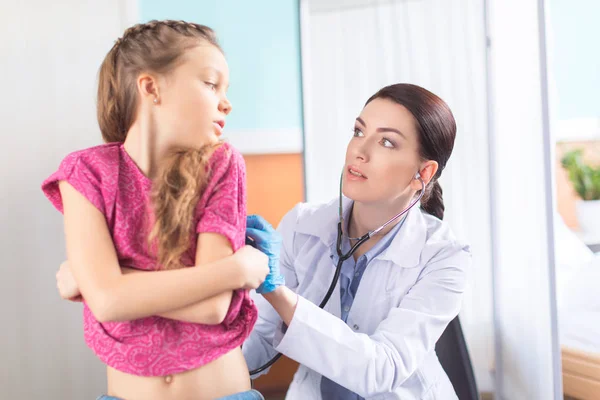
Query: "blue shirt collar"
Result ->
[[295, 196, 427, 268]]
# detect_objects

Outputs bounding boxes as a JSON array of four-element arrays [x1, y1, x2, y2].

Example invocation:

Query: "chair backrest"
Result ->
[[435, 317, 480, 400]]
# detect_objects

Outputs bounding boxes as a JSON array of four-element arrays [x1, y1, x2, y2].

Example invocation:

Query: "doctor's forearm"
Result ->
[[263, 286, 298, 325]]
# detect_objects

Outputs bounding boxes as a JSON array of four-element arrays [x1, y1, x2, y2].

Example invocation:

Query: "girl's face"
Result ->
[[152, 43, 232, 150]]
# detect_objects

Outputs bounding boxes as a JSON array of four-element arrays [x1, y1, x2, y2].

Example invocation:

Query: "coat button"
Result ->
[[353, 324, 359, 330]]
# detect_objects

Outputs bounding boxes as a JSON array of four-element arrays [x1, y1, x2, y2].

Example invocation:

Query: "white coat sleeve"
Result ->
[[272, 241, 471, 397], [242, 205, 301, 377]]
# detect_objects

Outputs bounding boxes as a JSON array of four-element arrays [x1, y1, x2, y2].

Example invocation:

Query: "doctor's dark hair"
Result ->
[[366, 83, 456, 220]]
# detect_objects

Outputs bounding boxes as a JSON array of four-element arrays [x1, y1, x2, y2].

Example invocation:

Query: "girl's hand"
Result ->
[[56, 261, 83, 302], [233, 246, 269, 290]]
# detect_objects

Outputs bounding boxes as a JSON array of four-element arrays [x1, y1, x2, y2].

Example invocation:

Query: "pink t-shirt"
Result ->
[[41, 141, 258, 376]]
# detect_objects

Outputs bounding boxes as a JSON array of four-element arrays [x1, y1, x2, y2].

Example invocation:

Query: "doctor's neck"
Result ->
[[349, 196, 413, 239]]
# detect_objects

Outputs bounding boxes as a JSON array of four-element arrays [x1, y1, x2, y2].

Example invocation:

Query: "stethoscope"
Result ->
[[249, 170, 426, 376]]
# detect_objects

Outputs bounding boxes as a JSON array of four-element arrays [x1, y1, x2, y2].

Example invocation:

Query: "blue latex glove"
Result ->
[[246, 215, 285, 294]]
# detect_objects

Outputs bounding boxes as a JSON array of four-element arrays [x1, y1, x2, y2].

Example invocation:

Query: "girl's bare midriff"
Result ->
[[106, 347, 251, 400]]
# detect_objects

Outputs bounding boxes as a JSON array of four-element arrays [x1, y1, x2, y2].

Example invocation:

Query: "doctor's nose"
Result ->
[[351, 142, 369, 163]]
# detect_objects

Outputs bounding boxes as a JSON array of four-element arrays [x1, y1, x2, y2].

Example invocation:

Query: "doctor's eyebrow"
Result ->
[[355, 117, 407, 140]]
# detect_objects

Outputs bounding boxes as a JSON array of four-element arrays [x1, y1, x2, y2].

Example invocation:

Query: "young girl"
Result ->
[[42, 20, 268, 400]]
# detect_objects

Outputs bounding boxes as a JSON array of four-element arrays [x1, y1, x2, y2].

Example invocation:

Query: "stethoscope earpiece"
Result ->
[[338, 168, 426, 241]]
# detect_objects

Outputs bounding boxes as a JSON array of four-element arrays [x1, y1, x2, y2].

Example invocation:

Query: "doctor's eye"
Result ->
[[380, 137, 395, 149], [353, 128, 365, 137]]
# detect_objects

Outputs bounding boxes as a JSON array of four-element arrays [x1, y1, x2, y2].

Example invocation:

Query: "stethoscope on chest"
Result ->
[[249, 170, 426, 376]]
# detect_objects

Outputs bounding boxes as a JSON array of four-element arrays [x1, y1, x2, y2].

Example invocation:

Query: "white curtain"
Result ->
[[487, 0, 562, 398], [300, 0, 494, 391]]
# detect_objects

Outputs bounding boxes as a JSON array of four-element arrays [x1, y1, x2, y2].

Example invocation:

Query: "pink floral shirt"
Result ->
[[42, 142, 257, 376]]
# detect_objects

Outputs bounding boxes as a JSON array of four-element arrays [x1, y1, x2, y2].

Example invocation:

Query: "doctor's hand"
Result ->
[[246, 215, 285, 294]]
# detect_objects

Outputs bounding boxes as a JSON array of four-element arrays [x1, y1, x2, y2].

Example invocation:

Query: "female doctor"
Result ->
[[244, 83, 471, 400]]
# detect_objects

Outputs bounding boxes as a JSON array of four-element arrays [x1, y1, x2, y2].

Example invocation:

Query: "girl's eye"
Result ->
[[205, 82, 217, 91]]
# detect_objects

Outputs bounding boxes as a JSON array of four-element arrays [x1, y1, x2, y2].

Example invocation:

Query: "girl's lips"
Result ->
[[213, 122, 224, 136]]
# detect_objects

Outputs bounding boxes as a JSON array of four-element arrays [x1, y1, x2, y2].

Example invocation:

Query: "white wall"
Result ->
[[301, 0, 495, 392], [546, 0, 600, 121], [0, 1, 136, 398]]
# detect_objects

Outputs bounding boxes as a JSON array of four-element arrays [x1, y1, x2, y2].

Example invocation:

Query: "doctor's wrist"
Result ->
[[263, 285, 285, 300], [263, 286, 298, 325]]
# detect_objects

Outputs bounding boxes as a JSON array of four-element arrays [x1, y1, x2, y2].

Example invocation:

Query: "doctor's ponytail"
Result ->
[[366, 84, 456, 221], [421, 180, 445, 220]]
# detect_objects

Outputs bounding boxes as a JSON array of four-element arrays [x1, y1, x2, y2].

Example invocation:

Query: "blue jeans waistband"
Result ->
[[97, 389, 264, 400]]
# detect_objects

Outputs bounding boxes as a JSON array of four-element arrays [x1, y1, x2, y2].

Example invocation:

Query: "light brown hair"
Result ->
[[97, 20, 222, 269]]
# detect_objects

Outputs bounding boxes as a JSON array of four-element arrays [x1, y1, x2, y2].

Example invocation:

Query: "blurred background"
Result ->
[[1, 0, 599, 399]]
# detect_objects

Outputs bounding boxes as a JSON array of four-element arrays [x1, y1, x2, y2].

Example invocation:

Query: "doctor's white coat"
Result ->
[[243, 198, 471, 399]]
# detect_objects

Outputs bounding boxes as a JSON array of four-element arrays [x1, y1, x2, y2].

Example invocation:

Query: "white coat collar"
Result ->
[[295, 196, 428, 268]]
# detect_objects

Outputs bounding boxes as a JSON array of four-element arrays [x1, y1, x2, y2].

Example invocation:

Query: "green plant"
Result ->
[[561, 149, 600, 201]]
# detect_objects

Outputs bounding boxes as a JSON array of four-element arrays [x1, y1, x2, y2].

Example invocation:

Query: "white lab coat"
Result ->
[[243, 197, 471, 399]]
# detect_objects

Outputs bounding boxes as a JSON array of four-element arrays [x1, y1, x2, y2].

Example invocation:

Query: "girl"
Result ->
[[43, 20, 269, 400]]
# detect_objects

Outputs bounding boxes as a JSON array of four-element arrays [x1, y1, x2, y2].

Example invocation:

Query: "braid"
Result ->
[[420, 179, 445, 220], [115, 20, 217, 50]]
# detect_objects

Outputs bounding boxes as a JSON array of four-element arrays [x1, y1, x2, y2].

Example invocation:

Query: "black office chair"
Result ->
[[435, 317, 480, 400]]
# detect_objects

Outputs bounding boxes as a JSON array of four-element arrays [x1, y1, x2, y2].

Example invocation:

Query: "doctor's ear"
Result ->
[[411, 161, 438, 190]]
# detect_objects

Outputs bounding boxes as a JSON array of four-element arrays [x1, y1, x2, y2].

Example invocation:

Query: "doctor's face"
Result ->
[[343, 98, 422, 205]]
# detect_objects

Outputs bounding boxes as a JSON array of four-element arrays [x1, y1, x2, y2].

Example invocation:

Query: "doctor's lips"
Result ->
[[347, 166, 367, 179]]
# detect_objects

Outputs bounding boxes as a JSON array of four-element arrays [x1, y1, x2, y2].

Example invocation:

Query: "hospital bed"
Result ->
[[558, 279, 600, 399], [555, 226, 600, 400], [561, 337, 600, 399]]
